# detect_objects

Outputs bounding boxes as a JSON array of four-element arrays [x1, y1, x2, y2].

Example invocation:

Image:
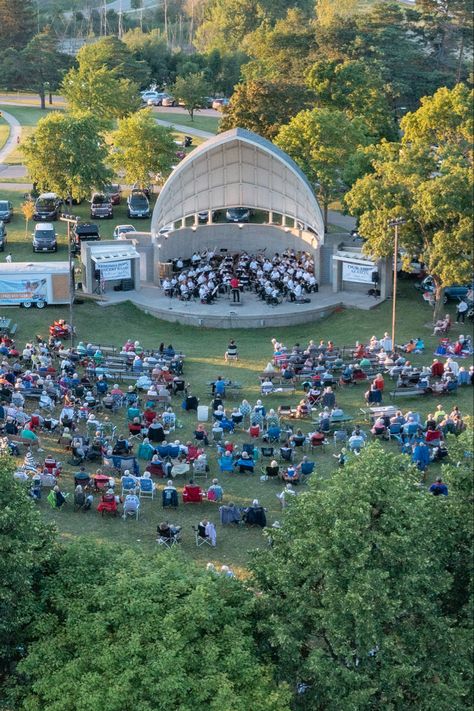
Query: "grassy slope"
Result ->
[[157, 112, 220, 134], [8, 277, 474, 571]]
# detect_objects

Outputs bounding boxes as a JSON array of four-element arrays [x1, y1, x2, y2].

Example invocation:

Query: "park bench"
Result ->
[[389, 388, 426, 400]]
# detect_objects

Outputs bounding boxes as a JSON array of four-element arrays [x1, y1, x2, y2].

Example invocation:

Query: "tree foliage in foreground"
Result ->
[[250, 442, 473, 710], [22, 112, 111, 201], [0, 456, 54, 682], [344, 83, 473, 317], [9, 545, 291, 711], [110, 109, 176, 187]]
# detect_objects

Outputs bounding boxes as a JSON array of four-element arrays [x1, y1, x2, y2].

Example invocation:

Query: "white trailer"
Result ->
[[0, 262, 71, 308]]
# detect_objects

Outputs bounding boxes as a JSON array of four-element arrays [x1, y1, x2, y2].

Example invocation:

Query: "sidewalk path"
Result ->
[[0, 110, 21, 164], [155, 119, 214, 139]]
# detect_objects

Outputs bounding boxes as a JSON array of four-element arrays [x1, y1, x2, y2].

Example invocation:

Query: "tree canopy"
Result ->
[[344, 83, 473, 311], [9, 545, 291, 711], [110, 109, 176, 187], [22, 112, 111, 200], [0, 0, 35, 52], [0, 455, 54, 680], [171, 72, 210, 119], [250, 442, 473, 710], [220, 80, 311, 140]]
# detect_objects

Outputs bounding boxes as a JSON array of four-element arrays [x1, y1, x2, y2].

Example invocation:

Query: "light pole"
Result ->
[[388, 217, 406, 352], [59, 213, 79, 349]]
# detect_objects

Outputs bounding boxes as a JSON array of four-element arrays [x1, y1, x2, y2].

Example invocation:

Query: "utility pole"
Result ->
[[388, 217, 406, 353], [60, 213, 79, 349], [118, 0, 123, 38]]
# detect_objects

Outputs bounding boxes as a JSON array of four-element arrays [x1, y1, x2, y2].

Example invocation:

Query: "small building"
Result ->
[[81, 241, 140, 296]]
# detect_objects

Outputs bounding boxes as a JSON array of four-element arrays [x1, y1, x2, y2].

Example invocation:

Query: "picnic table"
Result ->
[[360, 405, 397, 422]]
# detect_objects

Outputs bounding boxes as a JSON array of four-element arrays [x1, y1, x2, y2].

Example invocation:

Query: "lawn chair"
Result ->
[[218, 455, 234, 473], [183, 484, 204, 503], [121, 475, 138, 497], [260, 446, 275, 459], [333, 430, 348, 448], [122, 494, 140, 520], [192, 458, 208, 479], [162, 487, 178, 508], [138, 477, 155, 499], [97, 493, 118, 517], [192, 523, 215, 547], [157, 526, 181, 547]]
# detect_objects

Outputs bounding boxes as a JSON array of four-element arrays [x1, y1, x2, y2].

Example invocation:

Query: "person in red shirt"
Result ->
[[431, 359, 444, 378], [230, 275, 240, 303]]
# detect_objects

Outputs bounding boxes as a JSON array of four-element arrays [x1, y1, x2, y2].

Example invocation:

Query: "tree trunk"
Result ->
[[49, 91, 53, 105], [456, 30, 465, 83], [189, 108, 194, 121], [433, 282, 445, 323], [39, 90, 46, 110], [24, 218, 29, 239]]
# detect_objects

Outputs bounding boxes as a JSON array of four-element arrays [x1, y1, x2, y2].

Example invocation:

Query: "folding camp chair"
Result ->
[[192, 458, 208, 479], [138, 477, 155, 499], [122, 494, 140, 520], [192, 524, 213, 547]]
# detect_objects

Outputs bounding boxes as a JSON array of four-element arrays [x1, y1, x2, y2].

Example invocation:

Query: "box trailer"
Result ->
[[0, 262, 71, 308]]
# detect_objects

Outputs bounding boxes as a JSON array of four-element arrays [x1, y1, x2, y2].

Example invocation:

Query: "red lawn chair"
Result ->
[[97, 493, 118, 517], [182, 484, 204, 503]]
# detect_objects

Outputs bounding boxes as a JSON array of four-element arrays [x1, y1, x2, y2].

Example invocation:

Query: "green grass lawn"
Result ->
[[7, 281, 474, 572], [157, 111, 220, 134], [0, 115, 9, 150]]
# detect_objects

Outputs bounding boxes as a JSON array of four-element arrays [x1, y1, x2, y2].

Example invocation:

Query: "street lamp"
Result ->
[[388, 217, 406, 352]]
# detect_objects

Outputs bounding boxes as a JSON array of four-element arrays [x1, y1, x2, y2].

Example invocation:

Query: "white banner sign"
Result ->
[[342, 261, 374, 284], [97, 260, 131, 281]]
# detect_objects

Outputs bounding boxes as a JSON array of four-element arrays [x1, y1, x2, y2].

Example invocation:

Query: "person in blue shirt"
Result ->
[[429, 477, 448, 496], [412, 441, 430, 472], [214, 376, 226, 397]]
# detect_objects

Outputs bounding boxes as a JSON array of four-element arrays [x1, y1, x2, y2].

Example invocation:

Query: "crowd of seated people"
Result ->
[[161, 249, 318, 305], [3, 315, 472, 557]]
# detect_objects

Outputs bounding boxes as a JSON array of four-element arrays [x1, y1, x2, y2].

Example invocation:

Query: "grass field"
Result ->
[[157, 111, 220, 134], [0, 114, 9, 151], [8, 280, 473, 572]]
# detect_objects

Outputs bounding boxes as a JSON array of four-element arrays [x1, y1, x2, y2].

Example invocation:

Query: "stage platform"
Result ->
[[96, 284, 382, 329]]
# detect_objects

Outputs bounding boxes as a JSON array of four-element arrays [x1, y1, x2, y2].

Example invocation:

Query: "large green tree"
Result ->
[[344, 83, 473, 317], [194, 0, 263, 53], [0, 0, 35, 52], [122, 28, 174, 86], [306, 59, 398, 142], [62, 65, 140, 121], [9, 545, 291, 710], [251, 444, 472, 710], [242, 9, 318, 84], [171, 71, 210, 120], [110, 109, 176, 187], [22, 112, 111, 201], [220, 80, 312, 140], [21, 32, 71, 109], [276, 107, 367, 231], [0, 455, 54, 682], [74, 35, 150, 88]]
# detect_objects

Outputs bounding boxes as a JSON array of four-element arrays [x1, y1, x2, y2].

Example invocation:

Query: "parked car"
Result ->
[[0, 222, 7, 251], [147, 92, 170, 106], [127, 191, 150, 219], [104, 184, 122, 205], [212, 98, 230, 111], [161, 95, 176, 107], [34, 193, 62, 221], [141, 90, 161, 103], [0, 200, 13, 222], [198, 210, 219, 223], [415, 275, 474, 303], [90, 192, 113, 219], [32, 223, 57, 253], [72, 222, 100, 254], [113, 224, 137, 240], [158, 223, 173, 238], [131, 183, 152, 199], [226, 207, 250, 223]]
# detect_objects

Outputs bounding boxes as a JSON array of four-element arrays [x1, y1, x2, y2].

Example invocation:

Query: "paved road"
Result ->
[[0, 110, 21, 164]]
